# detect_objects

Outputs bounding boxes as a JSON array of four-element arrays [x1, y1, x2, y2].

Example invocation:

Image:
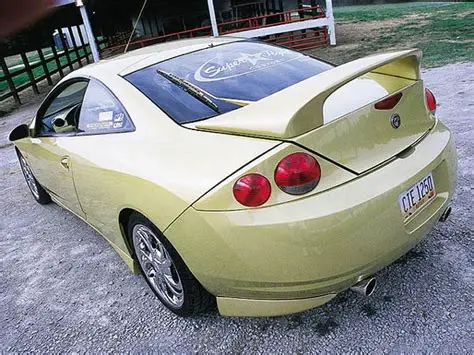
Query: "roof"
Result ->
[[74, 36, 242, 80]]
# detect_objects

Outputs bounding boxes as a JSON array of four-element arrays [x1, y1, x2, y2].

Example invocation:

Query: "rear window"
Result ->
[[125, 41, 332, 124]]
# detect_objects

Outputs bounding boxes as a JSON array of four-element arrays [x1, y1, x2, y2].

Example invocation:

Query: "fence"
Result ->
[[0, 26, 104, 105], [103, 5, 329, 56], [265, 27, 328, 50], [1, 6, 330, 106]]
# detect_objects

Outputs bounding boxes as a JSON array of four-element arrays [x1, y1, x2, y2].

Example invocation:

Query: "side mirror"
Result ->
[[9, 124, 30, 142]]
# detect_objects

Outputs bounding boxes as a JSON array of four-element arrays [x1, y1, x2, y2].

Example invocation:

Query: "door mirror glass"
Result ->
[[9, 124, 30, 141]]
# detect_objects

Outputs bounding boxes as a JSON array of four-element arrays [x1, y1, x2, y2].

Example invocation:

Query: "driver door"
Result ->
[[23, 79, 89, 217]]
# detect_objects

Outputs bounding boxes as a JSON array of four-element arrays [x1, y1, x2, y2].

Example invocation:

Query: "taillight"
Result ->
[[233, 173, 271, 207], [374, 92, 403, 110], [425, 88, 437, 115], [274, 153, 321, 195]]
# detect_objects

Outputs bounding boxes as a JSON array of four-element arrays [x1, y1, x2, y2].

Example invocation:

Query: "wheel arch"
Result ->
[[118, 207, 174, 259], [118, 207, 139, 258], [117, 207, 200, 279]]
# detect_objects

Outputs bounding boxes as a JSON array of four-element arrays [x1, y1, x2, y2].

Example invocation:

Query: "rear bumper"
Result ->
[[165, 119, 457, 316], [216, 293, 337, 317]]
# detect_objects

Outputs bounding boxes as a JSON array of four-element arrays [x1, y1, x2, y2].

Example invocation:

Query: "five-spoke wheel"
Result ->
[[133, 224, 184, 308], [17, 150, 51, 204], [128, 212, 214, 316]]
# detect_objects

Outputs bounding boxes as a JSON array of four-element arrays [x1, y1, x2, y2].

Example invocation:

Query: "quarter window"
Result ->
[[78, 80, 134, 134]]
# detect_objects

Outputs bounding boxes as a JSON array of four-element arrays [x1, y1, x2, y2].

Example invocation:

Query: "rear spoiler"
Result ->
[[191, 49, 422, 139]]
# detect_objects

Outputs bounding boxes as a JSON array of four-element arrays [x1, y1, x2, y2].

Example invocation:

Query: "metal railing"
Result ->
[[103, 6, 328, 56]]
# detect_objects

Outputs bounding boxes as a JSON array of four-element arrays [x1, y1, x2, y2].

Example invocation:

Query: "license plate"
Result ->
[[398, 172, 436, 220]]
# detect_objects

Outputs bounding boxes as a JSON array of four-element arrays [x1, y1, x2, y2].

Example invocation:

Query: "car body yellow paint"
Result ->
[[11, 39, 457, 317], [166, 119, 456, 316]]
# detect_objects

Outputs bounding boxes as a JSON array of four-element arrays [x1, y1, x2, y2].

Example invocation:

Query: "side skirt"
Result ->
[[50, 195, 140, 275]]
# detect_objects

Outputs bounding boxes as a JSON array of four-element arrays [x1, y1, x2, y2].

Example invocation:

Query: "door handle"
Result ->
[[60, 156, 70, 170]]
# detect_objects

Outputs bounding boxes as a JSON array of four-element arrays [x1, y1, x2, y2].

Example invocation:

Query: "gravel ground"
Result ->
[[0, 62, 473, 353]]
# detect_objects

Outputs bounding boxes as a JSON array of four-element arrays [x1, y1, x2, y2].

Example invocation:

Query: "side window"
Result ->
[[78, 80, 134, 134], [37, 80, 89, 136]]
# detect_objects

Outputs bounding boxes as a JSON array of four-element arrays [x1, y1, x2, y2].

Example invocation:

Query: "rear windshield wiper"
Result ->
[[157, 70, 220, 113]]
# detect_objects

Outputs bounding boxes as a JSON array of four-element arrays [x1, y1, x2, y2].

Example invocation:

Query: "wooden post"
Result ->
[[76, 25, 90, 64], [141, 17, 148, 36], [207, 0, 219, 36], [325, 0, 336, 45], [147, 17, 154, 36], [0, 57, 21, 105], [154, 17, 161, 35], [67, 26, 82, 67], [78, 3, 100, 62], [37, 48, 53, 86], [20, 53, 39, 95], [50, 43, 64, 78], [58, 29, 74, 71]]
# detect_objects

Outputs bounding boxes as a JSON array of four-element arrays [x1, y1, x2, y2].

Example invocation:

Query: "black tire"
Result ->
[[128, 212, 215, 317], [17, 150, 51, 205]]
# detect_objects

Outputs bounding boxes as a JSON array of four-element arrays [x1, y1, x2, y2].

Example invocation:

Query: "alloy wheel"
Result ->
[[132, 224, 184, 308], [19, 156, 40, 200]]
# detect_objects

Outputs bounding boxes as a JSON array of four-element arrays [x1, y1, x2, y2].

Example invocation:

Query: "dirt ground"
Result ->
[[309, 18, 427, 65], [0, 62, 473, 353]]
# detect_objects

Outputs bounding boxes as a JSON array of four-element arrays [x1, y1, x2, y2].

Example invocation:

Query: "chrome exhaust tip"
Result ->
[[350, 277, 377, 297], [439, 206, 452, 223]]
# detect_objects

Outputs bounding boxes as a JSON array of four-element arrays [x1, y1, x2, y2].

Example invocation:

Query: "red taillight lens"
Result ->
[[233, 174, 271, 207], [374, 92, 403, 110], [275, 153, 321, 195], [425, 88, 437, 115]]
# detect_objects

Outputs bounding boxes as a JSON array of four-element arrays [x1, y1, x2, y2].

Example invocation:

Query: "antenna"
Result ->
[[124, 0, 148, 54]]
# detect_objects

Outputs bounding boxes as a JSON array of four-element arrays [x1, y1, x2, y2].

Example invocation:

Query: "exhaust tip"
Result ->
[[439, 206, 452, 222], [365, 278, 377, 296], [350, 277, 377, 297]]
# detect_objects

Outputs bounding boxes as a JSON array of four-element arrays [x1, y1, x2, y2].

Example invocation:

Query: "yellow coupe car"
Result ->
[[9, 37, 457, 317]]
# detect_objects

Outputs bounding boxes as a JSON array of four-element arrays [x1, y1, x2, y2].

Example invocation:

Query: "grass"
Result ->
[[0, 47, 91, 92], [309, 2, 474, 67], [334, 2, 458, 21]]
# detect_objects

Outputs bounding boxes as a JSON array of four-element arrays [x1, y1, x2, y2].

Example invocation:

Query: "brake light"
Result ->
[[425, 88, 437, 115], [233, 173, 271, 207], [374, 92, 403, 110], [275, 153, 321, 195]]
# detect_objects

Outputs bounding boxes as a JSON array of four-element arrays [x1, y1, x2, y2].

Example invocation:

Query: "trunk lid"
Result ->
[[191, 49, 435, 174], [295, 75, 433, 173]]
